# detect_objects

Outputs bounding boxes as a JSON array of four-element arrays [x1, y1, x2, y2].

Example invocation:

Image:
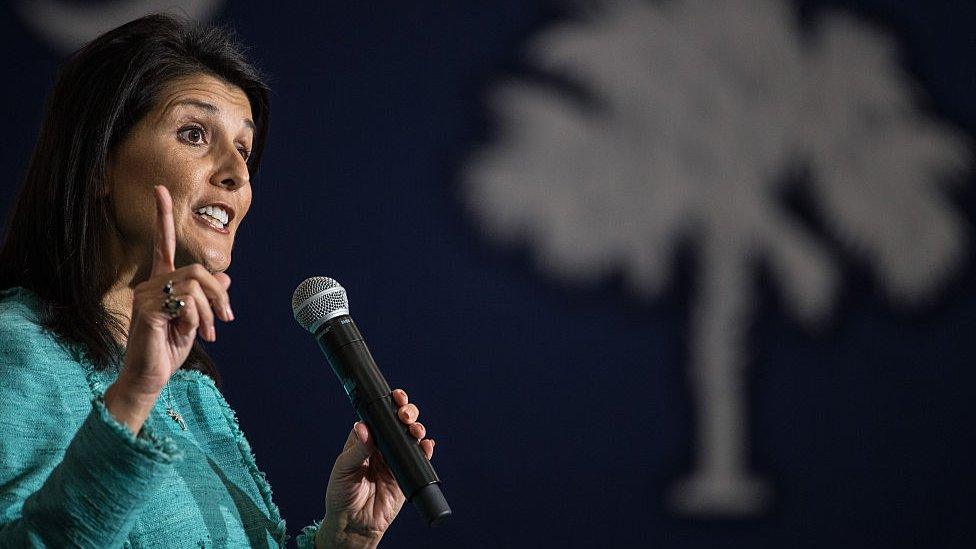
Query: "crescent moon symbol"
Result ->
[[15, 0, 224, 53]]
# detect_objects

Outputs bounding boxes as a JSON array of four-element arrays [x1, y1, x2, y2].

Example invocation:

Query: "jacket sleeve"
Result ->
[[0, 321, 183, 547], [295, 519, 324, 549]]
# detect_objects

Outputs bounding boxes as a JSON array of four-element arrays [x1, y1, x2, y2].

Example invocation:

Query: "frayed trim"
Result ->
[[175, 369, 289, 545], [75, 345, 288, 543], [295, 519, 324, 549], [82, 358, 114, 395], [91, 397, 184, 464]]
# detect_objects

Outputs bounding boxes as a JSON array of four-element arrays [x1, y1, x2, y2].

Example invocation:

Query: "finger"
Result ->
[[340, 423, 358, 451], [340, 421, 373, 451], [213, 273, 232, 320], [173, 293, 200, 339], [334, 422, 372, 474], [174, 264, 233, 322], [397, 403, 419, 424], [213, 272, 232, 291], [354, 421, 371, 448], [178, 279, 216, 342], [392, 388, 408, 406], [408, 421, 426, 440], [420, 438, 434, 460], [151, 186, 176, 276]]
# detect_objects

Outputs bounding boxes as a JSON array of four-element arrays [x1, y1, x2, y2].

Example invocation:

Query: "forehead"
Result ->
[[153, 73, 253, 121]]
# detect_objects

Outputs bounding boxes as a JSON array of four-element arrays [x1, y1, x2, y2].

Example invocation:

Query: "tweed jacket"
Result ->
[[0, 287, 320, 547]]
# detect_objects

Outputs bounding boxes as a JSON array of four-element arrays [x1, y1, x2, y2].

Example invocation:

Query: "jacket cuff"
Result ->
[[19, 399, 183, 546], [90, 397, 183, 465], [295, 519, 323, 549]]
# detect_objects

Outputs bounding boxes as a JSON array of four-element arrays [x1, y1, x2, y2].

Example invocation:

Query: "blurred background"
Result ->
[[1, 0, 974, 547]]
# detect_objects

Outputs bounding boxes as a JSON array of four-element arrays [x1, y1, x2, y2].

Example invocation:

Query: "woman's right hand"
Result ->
[[104, 185, 234, 433]]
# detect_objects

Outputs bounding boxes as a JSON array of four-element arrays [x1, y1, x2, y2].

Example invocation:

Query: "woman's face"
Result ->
[[106, 73, 255, 274]]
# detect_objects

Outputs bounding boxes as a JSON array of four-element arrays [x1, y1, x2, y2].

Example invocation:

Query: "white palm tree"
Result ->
[[463, 0, 969, 514]]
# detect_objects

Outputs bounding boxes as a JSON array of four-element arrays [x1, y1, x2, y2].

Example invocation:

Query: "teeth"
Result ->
[[195, 205, 229, 226]]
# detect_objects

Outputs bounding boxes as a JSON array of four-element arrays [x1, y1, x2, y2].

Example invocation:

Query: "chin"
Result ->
[[204, 254, 232, 273], [181, 247, 231, 273]]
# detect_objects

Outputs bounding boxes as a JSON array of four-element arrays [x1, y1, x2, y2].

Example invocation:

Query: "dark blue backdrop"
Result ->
[[1, 1, 974, 547]]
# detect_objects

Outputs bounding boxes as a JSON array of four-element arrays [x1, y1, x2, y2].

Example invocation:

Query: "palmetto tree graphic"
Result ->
[[463, 0, 970, 514]]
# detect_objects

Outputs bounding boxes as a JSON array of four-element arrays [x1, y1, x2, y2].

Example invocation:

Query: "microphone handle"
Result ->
[[316, 315, 451, 526]]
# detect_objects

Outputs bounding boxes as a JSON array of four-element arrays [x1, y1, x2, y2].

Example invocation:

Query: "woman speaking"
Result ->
[[0, 14, 434, 548]]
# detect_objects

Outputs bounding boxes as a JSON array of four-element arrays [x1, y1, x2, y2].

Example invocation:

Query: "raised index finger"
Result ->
[[151, 185, 176, 276]]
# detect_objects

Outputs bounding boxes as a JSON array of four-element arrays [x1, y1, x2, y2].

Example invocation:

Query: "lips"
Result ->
[[192, 201, 235, 234], [193, 212, 230, 234]]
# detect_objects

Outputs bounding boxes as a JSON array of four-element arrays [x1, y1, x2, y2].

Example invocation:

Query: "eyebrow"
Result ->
[[170, 99, 256, 133]]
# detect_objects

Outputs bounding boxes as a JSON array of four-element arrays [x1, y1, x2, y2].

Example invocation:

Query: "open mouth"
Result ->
[[193, 204, 234, 233]]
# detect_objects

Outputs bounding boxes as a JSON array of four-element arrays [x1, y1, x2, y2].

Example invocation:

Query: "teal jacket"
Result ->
[[0, 288, 320, 547]]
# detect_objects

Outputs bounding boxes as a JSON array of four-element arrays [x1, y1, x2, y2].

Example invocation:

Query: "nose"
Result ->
[[211, 139, 250, 190]]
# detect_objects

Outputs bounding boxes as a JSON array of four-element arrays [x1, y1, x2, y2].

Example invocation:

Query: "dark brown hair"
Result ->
[[0, 14, 271, 383]]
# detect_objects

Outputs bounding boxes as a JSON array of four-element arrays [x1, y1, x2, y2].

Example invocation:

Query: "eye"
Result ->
[[237, 145, 251, 161], [177, 125, 207, 145]]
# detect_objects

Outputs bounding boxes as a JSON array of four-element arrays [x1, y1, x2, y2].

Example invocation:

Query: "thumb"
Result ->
[[333, 422, 372, 474]]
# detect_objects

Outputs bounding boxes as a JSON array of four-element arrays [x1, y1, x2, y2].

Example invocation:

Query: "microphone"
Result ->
[[292, 277, 451, 527]]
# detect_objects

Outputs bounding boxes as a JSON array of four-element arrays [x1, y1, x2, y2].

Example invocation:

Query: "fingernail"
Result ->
[[208, 325, 216, 341], [225, 306, 234, 321]]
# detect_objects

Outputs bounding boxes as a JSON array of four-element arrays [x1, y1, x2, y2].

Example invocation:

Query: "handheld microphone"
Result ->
[[292, 277, 451, 527]]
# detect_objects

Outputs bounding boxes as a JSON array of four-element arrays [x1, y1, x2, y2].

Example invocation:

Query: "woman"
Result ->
[[0, 14, 434, 548]]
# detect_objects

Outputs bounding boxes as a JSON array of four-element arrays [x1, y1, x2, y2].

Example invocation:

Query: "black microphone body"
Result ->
[[315, 314, 451, 526]]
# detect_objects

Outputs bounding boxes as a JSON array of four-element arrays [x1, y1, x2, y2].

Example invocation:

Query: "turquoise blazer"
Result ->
[[0, 288, 320, 547]]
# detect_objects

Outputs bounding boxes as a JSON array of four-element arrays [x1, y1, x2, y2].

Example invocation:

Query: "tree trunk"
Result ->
[[669, 235, 771, 515]]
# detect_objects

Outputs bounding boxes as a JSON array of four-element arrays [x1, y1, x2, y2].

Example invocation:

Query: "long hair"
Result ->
[[0, 14, 271, 383]]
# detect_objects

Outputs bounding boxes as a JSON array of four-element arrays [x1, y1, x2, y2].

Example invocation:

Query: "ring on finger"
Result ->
[[163, 279, 175, 295], [162, 294, 186, 319]]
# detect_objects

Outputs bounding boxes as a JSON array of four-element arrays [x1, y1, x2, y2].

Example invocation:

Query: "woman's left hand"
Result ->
[[317, 389, 435, 548]]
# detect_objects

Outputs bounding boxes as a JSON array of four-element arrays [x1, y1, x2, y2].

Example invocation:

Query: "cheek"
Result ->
[[169, 172, 207, 217], [111, 143, 169, 221], [109, 176, 156, 240], [239, 189, 253, 221]]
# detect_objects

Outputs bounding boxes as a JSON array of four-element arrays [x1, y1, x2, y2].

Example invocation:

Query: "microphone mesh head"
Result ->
[[292, 277, 350, 332]]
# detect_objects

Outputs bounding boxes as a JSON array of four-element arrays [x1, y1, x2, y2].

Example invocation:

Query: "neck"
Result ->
[[102, 279, 135, 344], [100, 234, 152, 345]]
